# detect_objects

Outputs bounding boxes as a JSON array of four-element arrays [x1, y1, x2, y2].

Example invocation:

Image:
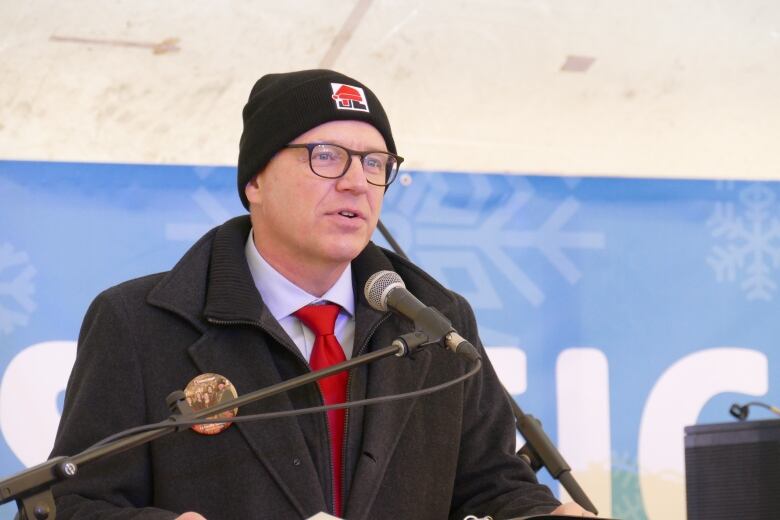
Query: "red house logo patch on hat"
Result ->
[[331, 83, 369, 113]]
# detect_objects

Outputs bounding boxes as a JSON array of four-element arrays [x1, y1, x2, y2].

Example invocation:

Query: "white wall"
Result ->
[[2, 0, 779, 180]]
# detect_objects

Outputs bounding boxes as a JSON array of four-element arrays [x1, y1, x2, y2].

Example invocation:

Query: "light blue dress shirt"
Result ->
[[244, 230, 356, 361]]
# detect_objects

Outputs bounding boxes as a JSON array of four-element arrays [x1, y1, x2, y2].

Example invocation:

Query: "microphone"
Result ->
[[729, 401, 780, 421], [364, 270, 480, 361]]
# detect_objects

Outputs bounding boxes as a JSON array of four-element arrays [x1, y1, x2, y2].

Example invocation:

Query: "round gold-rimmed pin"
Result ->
[[184, 373, 238, 435]]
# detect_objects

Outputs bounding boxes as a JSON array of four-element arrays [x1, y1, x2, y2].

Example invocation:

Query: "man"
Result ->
[[51, 70, 593, 519]]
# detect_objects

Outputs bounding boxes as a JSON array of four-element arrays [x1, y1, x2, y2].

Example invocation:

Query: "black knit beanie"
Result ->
[[237, 69, 396, 209]]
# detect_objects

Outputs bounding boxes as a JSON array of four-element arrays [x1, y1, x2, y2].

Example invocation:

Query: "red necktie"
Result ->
[[294, 303, 348, 517]]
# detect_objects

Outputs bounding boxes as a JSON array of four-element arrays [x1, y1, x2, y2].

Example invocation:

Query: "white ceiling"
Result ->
[[1, 0, 779, 180]]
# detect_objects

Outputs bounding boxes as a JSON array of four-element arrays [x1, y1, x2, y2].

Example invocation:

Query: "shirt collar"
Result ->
[[244, 229, 355, 321]]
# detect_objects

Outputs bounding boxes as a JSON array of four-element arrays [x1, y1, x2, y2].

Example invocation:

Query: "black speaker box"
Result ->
[[685, 419, 780, 520]]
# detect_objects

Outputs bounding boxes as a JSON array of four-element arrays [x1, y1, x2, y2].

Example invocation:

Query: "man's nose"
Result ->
[[337, 155, 369, 191]]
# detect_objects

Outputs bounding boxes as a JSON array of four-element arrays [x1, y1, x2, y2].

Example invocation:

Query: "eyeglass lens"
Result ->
[[309, 144, 398, 185]]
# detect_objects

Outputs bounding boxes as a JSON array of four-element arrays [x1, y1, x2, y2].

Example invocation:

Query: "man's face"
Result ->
[[245, 120, 387, 277]]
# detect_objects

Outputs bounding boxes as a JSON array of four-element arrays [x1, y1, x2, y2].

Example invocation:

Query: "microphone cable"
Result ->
[[82, 357, 482, 453]]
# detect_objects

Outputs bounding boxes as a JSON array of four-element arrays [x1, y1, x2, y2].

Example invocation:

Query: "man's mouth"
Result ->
[[337, 210, 358, 219]]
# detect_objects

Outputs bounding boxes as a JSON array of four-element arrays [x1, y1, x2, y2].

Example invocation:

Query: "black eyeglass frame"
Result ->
[[284, 143, 404, 187]]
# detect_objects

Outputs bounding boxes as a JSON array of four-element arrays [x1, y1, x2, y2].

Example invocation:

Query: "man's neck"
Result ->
[[251, 241, 348, 298]]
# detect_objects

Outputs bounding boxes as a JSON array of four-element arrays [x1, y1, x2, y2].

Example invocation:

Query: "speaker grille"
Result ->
[[685, 421, 780, 520]]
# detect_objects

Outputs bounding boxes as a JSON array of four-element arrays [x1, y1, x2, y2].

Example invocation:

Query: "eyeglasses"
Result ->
[[284, 143, 404, 187]]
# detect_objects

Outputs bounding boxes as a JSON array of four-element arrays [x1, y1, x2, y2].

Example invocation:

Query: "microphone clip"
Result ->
[[392, 331, 431, 357], [411, 306, 456, 344], [407, 306, 481, 361], [390, 303, 460, 357]]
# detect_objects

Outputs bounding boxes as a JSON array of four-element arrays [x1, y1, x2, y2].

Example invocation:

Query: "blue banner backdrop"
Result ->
[[1, 160, 778, 519]]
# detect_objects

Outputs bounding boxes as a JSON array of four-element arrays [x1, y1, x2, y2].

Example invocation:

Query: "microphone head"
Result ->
[[730, 403, 749, 421], [364, 270, 405, 312]]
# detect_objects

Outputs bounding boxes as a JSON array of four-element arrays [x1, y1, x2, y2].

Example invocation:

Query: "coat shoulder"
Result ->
[[364, 244, 475, 335]]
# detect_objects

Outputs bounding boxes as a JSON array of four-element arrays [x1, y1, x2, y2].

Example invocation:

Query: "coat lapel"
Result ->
[[186, 317, 329, 517]]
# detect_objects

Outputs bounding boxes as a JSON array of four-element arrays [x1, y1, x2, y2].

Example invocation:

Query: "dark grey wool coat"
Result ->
[[50, 216, 559, 519]]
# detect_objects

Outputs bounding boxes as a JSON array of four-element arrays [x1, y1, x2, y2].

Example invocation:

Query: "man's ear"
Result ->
[[244, 174, 262, 205]]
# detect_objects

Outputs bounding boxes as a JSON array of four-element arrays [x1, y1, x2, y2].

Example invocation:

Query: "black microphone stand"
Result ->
[[507, 392, 597, 514], [376, 218, 598, 515], [1, 335, 432, 520]]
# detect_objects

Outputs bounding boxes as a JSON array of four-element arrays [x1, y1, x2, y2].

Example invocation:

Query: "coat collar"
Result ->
[[149, 215, 398, 332], [146, 216, 255, 328]]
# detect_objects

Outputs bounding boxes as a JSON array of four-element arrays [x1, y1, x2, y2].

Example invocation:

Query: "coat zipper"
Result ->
[[340, 314, 390, 515]]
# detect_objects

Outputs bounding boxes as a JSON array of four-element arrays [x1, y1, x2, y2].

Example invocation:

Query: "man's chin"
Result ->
[[322, 239, 370, 265]]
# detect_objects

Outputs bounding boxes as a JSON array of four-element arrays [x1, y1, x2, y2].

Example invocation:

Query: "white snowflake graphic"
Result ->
[[0, 243, 37, 334], [383, 174, 605, 307], [707, 183, 780, 301]]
